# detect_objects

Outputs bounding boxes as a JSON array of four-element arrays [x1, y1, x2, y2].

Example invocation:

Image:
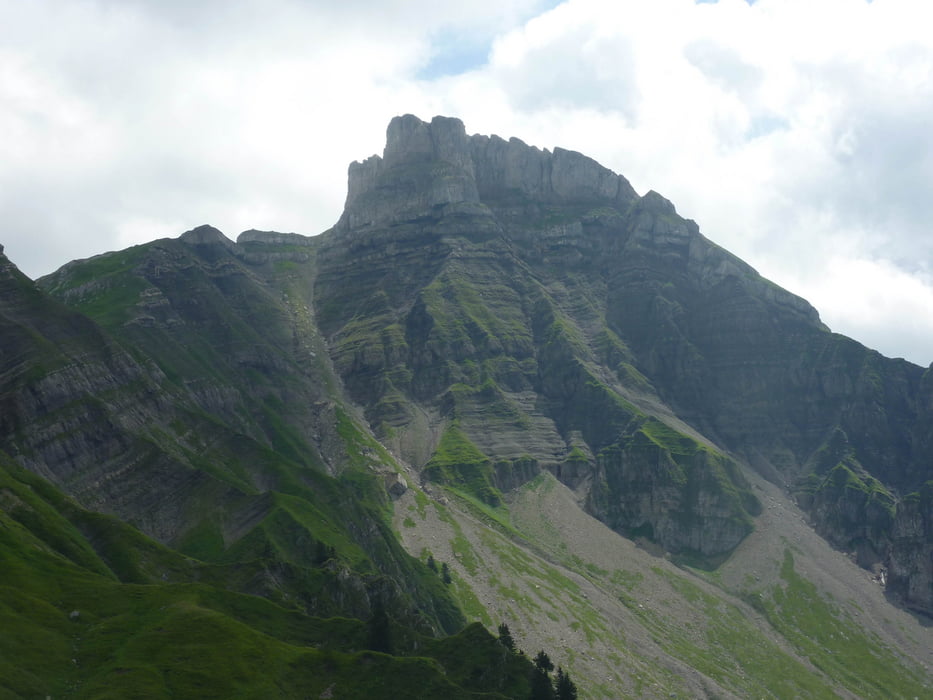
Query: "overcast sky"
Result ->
[[2, 0, 932, 365]]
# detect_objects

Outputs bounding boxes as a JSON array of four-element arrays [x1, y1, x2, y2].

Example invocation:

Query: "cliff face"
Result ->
[[0, 245, 196, 534], [317, 114, 931, 609], [338, 114, 637, 232]]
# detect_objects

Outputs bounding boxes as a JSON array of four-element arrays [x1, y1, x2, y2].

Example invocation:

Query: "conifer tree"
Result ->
[[529, 666, 555, 700], [533, 650, 554, 673], [497, 622, 515, 651], [555, 667, 578, 700]]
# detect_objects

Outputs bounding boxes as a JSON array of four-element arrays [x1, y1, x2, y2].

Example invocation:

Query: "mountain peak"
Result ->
[[338, 114, 638, 232], [179, 224, 232, 246], [639, 189, 677, 214], [383, 114, 474, 175], [339, 115, 481, 231]]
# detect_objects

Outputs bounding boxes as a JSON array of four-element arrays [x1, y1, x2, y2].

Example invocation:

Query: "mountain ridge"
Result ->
[[1, 113, 931, 697], [30, 113, 933, 612]]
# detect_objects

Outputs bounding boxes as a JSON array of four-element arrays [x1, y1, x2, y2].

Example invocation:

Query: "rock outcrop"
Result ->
[[888, 484, 933, 612], [338, 114, 639, 232], [178, 223, 235, 247]]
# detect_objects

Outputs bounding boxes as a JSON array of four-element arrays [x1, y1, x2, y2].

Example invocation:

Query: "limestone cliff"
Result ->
[[319, 114, 932, 610]]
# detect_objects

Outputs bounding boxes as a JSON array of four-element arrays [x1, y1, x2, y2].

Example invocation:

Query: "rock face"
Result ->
[[320, 116, 789, 560], [471, 134, 637, 206], [338, 114, 638, 231], [178, 223, 235, 246], [0, 245, 196, 536], [888, 484, 933, 608], [317, 114, 931, 609]]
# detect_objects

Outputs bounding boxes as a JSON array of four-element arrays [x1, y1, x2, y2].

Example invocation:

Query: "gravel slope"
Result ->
[[393, 466, 933, 699]]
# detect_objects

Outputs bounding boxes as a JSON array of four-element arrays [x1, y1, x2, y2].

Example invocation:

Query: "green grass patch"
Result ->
[[449, 534, 480, 576], [423, 422, 503, 507], [757, 550, 931, 699], [617, 566, 836, 698], [0, 453, 533, 699]]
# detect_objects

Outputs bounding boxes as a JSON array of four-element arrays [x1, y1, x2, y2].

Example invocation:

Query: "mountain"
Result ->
[[1, 115, 931, 698]]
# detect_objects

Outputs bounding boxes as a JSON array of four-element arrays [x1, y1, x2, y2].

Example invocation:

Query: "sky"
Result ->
[[2, 0, 932, 365]]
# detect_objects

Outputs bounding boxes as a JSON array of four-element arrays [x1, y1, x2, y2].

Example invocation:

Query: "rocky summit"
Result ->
[[1, 114, 931, 698]]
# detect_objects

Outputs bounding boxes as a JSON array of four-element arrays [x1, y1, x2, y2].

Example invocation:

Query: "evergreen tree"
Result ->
[[529, 666, 555, 700], [555, 667, 578, 700], [534, 650, 554, 673], [427, 554, 438, 572], [497, 622, 515, 651], [441, 562, 452, 584]]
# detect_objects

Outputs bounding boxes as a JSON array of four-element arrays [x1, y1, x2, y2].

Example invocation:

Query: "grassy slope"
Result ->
[[32, 238, 472, 630], [0, 453, 534, 699], [5, 242, 541, 697]]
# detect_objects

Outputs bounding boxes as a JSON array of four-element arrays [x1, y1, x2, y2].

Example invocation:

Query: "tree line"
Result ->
[[498, 623, 578, 700]]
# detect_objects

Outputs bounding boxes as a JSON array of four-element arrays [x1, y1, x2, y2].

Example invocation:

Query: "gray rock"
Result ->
[[339, 113, 639, 232], [236, 230, 314, 246], [179, 224, 234, 247], [470, 133, 637, 206], [384, 472, 408, 499], [888, 491, 933, 615]]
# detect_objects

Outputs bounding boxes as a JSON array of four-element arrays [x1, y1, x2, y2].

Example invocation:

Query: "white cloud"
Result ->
[[1, 0, 932, 365], [793, 256, 933, 362], [437, 0, 933, 364]]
